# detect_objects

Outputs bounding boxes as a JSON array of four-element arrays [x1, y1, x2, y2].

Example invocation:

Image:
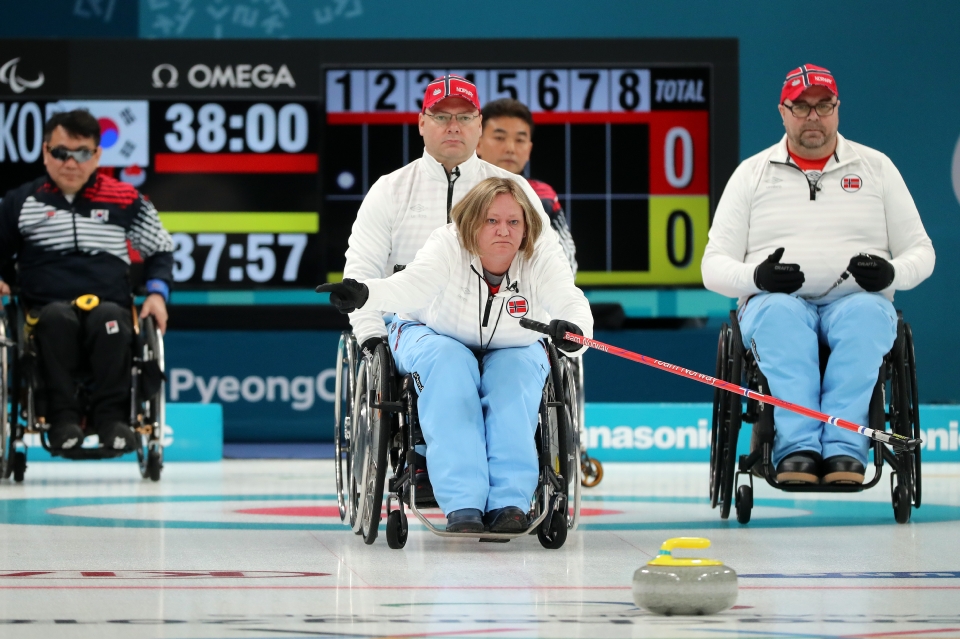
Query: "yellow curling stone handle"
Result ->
[[648, 537, 724, 567]]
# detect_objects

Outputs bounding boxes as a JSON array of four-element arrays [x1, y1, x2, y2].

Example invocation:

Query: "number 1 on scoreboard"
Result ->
[[326, 70, 365, 113]]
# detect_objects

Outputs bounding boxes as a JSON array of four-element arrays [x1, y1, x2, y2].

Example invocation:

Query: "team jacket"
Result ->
[[528, 179, 578, 276], [701, 134, 935, 305], [343, 150, 576, 344], [364, 224, 593, 356], [0, 172, 175, 306]]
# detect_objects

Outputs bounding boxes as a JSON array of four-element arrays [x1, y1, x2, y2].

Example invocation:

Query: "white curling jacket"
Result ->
[[343, 150, 573, 344], [702, 134, 935, 305], [363, 224, 594, 356]]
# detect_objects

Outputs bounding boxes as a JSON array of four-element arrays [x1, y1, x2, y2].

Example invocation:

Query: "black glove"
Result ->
[[315, 278, 369, 313], [360, 337, 384, 356], [847, 253, 895, 292], [548, 319, 583, 353], [754, 247, 805, 294]]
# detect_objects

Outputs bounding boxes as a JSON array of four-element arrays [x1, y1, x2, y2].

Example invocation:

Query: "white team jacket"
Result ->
[[702, 134, 935, 305], [363, 224, 594, 356], [343, 150, 574, 344]]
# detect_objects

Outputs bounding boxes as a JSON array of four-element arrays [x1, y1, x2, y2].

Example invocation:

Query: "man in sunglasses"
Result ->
[[701, 64, 935, 485], [0, 109, 174, 452]]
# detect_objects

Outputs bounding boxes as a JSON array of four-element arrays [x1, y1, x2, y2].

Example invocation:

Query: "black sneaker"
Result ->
[[775, 451, 822, 484], [822, 455, 865, 484], [98, 421, 137, 451], [484, 506, 528, 533], [445, 508, 484, 533], [48, 422, 85, 450]]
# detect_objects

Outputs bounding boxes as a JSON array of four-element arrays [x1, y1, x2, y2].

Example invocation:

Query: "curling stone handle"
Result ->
[[660, 537, 711, 554]]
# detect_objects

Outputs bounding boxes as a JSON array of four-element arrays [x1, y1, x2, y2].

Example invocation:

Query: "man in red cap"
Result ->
[[702, 64, 934, 485], [339, 74, 574, 532]]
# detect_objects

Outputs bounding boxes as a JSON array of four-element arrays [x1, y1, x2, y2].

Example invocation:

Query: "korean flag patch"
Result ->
[[92, 209, 110, 223], [506, 295, 529, 318]]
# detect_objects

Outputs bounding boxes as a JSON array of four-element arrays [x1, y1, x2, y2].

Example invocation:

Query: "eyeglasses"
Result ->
[[783, 101, 838, 118], [48, 145, 95, 163], [423, 112, 479, 126]]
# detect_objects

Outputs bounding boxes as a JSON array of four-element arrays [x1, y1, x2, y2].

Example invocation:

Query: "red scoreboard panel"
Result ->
[[322, 67, 711, 286]]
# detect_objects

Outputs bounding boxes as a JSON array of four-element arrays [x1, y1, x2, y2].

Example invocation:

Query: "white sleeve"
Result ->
[[531, 246, 594, 357], [881, 156, 935, 291], [701, 162, 763, 298], [342, 177, 395, 344], [363, 229, 453, 314]]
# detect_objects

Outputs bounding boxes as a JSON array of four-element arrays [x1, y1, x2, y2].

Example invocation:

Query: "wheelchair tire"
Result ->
[[146, 449, 162, 482], [334, 332, 358, 523], [718, 318, 744, 520], [385, 510, 407, 549], [709, 323, 729, 508], [358, 343, 393, 546], [138, 316, 165, 483], [1, 318, 10, 482], [735, 484, 753, 525], [560, 358, 581, 530], [12, 451, 26, 483], [538, 510, 567, 549], [893, 482, 911, 524], [581, 456, 603, 488], [904, 323, 921, 509]]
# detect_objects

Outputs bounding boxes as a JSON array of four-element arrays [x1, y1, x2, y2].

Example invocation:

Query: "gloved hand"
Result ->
[[548, 319, 584, 353], [847, 253, 895, 292], [315, 278, 369, 313], [360, 336, 384, 356], [754, 247, 805, 294]]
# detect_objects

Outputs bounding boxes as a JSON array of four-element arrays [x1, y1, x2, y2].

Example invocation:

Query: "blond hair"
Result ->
[[450, 177, 543, 261]]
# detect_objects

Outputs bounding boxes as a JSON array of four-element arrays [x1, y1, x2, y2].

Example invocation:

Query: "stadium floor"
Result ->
[[1, 460, 959, 639]]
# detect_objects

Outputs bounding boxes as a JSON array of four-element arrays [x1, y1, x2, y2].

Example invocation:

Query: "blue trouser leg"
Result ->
[[390, 321, 488, 514], [480, 343, 550, 512], [738, 294, 821, 467], [817, 293, 897, 465]]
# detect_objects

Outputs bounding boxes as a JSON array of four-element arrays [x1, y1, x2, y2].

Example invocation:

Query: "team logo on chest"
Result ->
[[841, 175, 862, 192], [91, 209, 110, 222], [506, 295, 528, 318]]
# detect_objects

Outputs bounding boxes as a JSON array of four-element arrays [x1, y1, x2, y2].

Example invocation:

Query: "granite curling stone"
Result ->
[[632, 537, 737, 616]]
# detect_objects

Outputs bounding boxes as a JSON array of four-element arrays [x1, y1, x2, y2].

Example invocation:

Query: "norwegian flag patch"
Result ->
[[506, 295, 529, 318], [841, 175, 862, 192]]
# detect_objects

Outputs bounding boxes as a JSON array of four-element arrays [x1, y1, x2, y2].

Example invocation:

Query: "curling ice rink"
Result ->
[[2, 460, 960, 639]]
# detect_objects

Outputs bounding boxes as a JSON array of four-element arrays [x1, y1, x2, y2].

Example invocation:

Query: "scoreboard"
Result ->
[[323, 67, 711, 285], [0, 39, 738, 316]]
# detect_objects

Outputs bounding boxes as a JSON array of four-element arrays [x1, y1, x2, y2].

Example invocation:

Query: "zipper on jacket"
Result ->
[[446, 166, 461, 222], [482, 291, 494, 327], [71, 206, 79, 251], [770, 160, 821, 201]]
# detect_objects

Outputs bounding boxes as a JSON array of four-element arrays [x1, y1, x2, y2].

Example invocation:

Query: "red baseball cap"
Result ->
[[780, 64, 839, 104], [422, 74, 481, 113]]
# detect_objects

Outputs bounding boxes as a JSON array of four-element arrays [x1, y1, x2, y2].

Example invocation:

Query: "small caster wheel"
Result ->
[[893, 483, 911, 524], [147, 450, 162, 482], [735, 484, 753, 525], [538, 511, 568, 549], [386, 510, 407, 549], [581, 457, 603, 488], [13, 452, 26, 483]]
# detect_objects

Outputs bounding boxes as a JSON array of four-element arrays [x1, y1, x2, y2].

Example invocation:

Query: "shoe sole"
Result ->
[[776, 471, 819, 484], [822, 471, 864, 485], [446, 522, 485, 533]]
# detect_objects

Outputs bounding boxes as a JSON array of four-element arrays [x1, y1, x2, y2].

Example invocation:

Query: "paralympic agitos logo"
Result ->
[[0, 57, 45, 94]]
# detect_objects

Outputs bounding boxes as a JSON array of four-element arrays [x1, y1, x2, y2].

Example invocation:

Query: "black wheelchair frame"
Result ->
[[710, 309, 921, 525], [333, 332, 582, 549], [0, 295, 166, 483]]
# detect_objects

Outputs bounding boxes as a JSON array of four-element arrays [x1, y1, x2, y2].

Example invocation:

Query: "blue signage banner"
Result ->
[[585, 403, 960, 462], [23, 403, 222, 463]]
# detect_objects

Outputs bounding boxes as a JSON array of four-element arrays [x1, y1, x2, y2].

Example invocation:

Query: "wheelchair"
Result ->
[[1, 293, 166, 483], [333, 330, 582, 549], [570, 357, 604, 488], [710, 309, 920, 525]]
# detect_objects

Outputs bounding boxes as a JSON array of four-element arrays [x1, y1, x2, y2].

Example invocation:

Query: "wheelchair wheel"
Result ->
[[385, 510, 407, 549], [713, 315, 743, 520], [1, 317, 11, 481], [137, 316, 164, 482], [560, 358, 581, 530], [334, 332, 358, 522], [581, 455, 603, 488], [709, 324, 728, 508], [735, 484, 753, 525], [353, 343, 392, 545], [538, 509, 568, 550], [540, 345, 572, 532], [12, 451, 26, 483], [888, 319, 920, 522]]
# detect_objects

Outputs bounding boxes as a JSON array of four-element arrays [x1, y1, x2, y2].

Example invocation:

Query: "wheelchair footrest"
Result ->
[[53, 447, 130, 460]]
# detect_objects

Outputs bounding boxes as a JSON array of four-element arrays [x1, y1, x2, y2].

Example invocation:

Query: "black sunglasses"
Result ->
[[48, 145, 95, 163]]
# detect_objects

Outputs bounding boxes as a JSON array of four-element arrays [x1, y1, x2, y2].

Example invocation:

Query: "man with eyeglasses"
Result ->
[[701, 64, 934, 485], [340, 75, 574, 522], [0, 109, 174, 452]]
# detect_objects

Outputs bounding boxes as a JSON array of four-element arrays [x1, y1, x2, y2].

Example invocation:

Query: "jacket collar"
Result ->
[[469, 250, 524, 294], [44, 171, 99, 201], [419, 149, 480, 183], [772, 133, 860, 173]]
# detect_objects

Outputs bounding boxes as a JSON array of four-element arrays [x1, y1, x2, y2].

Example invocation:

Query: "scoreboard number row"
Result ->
[[326, 69, 652, 114]]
